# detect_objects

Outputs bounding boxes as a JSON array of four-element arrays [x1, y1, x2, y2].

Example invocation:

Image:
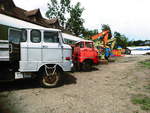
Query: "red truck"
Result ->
[[72, 40, 99, 71]]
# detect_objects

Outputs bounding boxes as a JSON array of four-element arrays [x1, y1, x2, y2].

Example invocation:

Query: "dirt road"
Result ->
[[0, 55, 150, 113]]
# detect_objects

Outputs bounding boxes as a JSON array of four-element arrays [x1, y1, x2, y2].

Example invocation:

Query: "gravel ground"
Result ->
[[0, 55, 150, 113]]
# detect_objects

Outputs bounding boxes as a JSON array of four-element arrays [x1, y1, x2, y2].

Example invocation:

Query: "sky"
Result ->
[[13, 0, 150, 41]]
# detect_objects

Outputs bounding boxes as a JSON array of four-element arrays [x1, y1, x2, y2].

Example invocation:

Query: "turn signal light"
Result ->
[[65, 57, 71, 60]]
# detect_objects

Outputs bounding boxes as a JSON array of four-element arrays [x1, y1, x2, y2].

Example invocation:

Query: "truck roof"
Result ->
[[62, 33, 85, 42], [76, 40, 93, 43], [0, 14, 60, 32], [23, 27, 61, 32]]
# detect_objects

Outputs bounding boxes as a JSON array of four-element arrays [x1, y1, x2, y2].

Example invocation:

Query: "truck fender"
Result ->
[[82, 59, 93, 64], [37, 64, 64, 74]]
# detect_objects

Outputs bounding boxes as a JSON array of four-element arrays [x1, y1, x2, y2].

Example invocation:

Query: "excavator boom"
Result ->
[[91, 30, 109, 40]]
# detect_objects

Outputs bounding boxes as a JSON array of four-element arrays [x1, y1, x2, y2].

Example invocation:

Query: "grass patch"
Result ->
[[144, 84, 150, 90], [131, 95, 150, 110], [139, 60, 150, 68]]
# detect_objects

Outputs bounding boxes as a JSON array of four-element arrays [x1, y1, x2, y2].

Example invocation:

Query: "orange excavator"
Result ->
[[91, 30, 116, 60], [91, 30, 111, 47]]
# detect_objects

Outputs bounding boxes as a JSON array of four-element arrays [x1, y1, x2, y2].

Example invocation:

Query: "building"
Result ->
[[0, 0, 61, 29]]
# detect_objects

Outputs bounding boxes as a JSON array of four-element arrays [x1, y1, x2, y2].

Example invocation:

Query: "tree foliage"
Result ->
[[82, 29, 98, 40], [66, 2, 84, 36], [128, 40, 150, 46], [46, 0, 71, 27], [114, 31, 129, 48], [101, 24, 111, 31], [46, 0, 84, 37]]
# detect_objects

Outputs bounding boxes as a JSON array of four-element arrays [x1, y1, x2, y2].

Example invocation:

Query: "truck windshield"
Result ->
[[44, 31, 59, 43], [80, 43, 84, 48], [85, 42, 93, 48]]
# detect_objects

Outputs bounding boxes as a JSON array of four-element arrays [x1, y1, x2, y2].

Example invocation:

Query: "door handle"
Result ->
[[42, 45, 48, 48]]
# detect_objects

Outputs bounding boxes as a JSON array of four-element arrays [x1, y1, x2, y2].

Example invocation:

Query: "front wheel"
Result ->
[[39, 68, 62, 88], [82, 60, 92, 71]]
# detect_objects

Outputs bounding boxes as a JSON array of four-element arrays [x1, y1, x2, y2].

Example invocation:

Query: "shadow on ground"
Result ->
[[0, 105, 12, 113], [62, 72, 77, 85], [0, 73, 77, 92], [74, 67, 99, 72]]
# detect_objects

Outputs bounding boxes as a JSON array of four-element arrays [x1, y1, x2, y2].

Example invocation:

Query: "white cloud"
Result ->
[[13, 0, 150, 40]]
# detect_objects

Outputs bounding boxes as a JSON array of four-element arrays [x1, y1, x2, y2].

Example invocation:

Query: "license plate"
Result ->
[[15, 72, 23, 79]]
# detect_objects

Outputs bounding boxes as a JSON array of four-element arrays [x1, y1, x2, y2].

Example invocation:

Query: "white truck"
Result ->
[[0, 25, 73, 88]]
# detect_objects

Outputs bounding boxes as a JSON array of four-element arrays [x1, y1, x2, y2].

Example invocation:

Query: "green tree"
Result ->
[[66, 2, 84, 36], [114, 31, 129, 48], [101, 24, 111, 31], [46, 0, 71, 27], [82, 29, 98, 40], [128, 40, 134, 46], [132, 40, 144, 46]]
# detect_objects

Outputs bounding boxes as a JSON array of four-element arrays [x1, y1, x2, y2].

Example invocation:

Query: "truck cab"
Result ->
[[72, 40, 99, 71], [0, 27, 73, 87]]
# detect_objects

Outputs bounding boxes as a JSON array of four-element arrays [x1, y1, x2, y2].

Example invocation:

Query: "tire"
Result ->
[[82, 60, 92, 71], [39, 68, 62, 88], [125, 49, 131, 55], [146, 52, 150, 55]]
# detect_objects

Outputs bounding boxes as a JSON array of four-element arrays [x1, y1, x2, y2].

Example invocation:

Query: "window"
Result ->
[[44, 31, 59, 43], [80, 42, 84, 48], [31, 30, 41, 43], [9, 29, 22, 44], [85, 42, 93, 48]]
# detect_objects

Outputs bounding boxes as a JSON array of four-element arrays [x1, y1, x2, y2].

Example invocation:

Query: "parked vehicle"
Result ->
[[0, 24, 73, 87], [62, 34, 99, 71], [126, 46, 150, 55], [72, 40, 99, 71]]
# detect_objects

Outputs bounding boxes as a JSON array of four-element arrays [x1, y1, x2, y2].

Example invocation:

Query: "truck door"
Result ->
[[42, 31, 63, 62], [85, 42, 95, 57], [27, 29, 42, 62], [8, 28, 22, 70]]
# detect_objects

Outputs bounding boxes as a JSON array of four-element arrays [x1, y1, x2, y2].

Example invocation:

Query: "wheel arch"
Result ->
[[82, 59, 94, 64], [38, 63, 64, 74]]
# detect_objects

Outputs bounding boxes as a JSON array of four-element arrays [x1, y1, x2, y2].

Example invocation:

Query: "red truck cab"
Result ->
[[72, 40, 99, 71]]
